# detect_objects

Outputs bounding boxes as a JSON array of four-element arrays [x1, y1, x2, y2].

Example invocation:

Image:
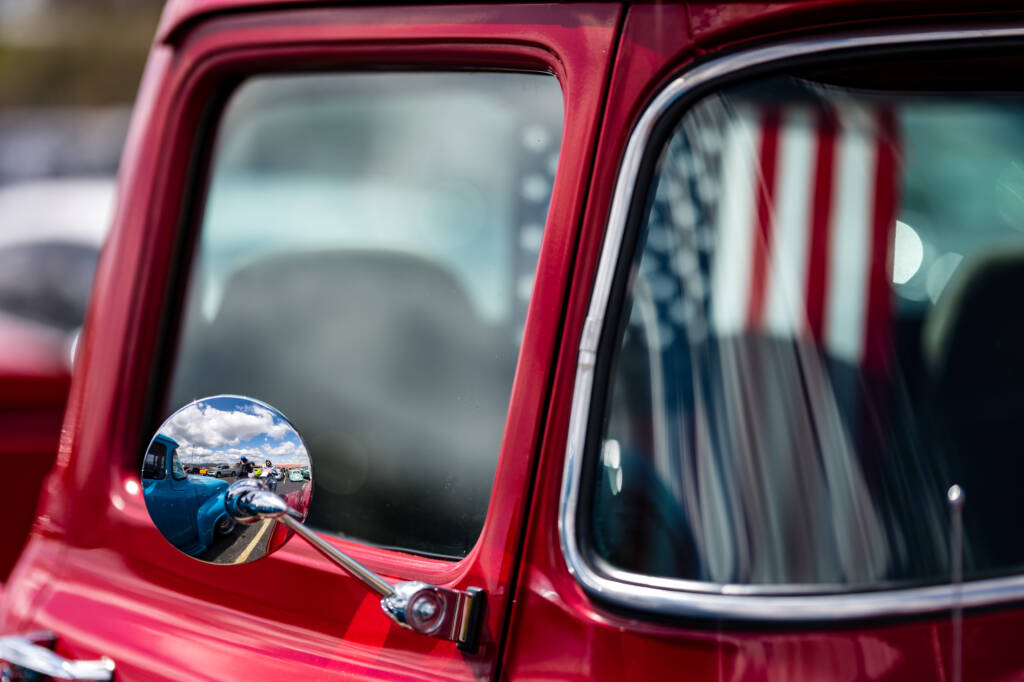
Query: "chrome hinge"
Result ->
[[381, 582, 486, 653], [231, 483, 488, 653]]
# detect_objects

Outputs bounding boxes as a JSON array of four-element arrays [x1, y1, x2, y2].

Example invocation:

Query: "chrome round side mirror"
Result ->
[[141, 394, 485, 651], [142, 395, 312, 564]]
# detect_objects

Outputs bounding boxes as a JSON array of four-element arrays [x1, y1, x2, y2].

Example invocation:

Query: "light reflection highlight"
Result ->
[[893, 220, 923, 284]]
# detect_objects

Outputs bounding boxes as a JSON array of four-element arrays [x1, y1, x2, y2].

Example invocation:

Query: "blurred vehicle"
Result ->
[[8, 1, 1024, 681], [0, 177, 113, 582], [0, 178, 113, 334], [288, 469, 304, 483]]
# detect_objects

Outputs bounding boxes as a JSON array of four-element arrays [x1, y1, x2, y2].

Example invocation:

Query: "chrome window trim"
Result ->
[[559, 25, 1024, 621]]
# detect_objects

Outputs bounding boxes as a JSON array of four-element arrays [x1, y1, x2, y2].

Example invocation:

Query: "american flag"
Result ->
[[709, 102, 899, 373], [625, 92, 904, 584]]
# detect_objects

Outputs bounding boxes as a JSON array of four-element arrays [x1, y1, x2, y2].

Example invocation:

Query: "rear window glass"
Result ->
[[592, 76, 1024, 589]]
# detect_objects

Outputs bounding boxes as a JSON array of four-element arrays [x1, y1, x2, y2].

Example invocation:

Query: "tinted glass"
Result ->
[[167, 72, 562, 557], [593, 77, 1024, 588], [143, 441, 166, 480], [170, 448, 186, 481]]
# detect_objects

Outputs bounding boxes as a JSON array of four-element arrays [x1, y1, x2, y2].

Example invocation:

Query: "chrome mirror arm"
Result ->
[[277, 515, 394, 598], [226, 481, 485, 652]]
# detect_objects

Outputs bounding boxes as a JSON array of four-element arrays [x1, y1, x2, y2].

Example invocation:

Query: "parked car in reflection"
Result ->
[[288, 469, 304, 483], [141, 434, 235, 556], [207, 464, 234, 478]]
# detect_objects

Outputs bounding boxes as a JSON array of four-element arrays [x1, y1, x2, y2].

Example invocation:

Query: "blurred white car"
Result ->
[[0, 177, 114, 364]]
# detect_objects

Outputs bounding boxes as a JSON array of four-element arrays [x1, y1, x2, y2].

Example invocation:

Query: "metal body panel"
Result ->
[[0, 319, 69, 581]]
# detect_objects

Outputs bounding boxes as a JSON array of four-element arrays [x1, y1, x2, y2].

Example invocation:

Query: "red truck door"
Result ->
[[0, 3, 622, 680]]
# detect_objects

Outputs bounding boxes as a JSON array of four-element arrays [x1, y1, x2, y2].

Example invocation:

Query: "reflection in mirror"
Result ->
[[142, 395, 312, 565]]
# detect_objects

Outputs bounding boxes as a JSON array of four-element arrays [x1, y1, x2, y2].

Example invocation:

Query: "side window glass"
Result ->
[[165, 72, 563, 557], [593, 76, 1024, 588], [170, 448, 187, 481], [143, 441, 166, 481]]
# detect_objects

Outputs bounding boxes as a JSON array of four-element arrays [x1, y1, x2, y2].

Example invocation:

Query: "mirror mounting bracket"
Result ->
[[235, 483, 486, 652], [382, 581, 486, 652], [143, 398, 485, 655]]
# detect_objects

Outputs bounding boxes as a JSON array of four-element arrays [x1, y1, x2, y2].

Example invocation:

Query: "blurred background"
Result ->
[[0, 0, 162, 580], [0, 0, 161, 337]]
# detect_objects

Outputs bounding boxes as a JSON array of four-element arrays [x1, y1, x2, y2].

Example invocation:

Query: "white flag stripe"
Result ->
[[825, 109, 877, 364], [764, 109, 815, 336], [711, 108, 758, 335]]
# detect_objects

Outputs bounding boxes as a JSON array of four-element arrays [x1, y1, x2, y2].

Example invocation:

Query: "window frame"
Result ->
[[137, 40, 575, 582], [559, 25, 1024, 622], [165, 67, 566, 559]]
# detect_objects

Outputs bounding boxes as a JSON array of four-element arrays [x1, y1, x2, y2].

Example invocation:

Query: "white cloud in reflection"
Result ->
[[163, 402, 289, 448], [159, 398, 310, 467]]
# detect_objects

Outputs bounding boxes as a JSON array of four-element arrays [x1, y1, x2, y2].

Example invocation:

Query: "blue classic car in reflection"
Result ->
[[142, 434, 234, 557]]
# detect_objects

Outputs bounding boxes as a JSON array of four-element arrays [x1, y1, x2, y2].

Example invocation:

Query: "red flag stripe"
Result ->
[[746, 109, 781, 329], [805, 110, 837, 342], [863, 109, 899, 372]]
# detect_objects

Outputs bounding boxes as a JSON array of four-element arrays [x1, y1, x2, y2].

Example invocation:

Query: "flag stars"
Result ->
[[647, 225, 673, 252], [521, 124, 552, 153], [521, 174, 550, 203], [546, 153, 560, 177], [648, 274, 678, 301], [519, 223, 544, 252]]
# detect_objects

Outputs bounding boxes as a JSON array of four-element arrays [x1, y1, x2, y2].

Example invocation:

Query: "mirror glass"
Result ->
[[142, 395, 313, 564]]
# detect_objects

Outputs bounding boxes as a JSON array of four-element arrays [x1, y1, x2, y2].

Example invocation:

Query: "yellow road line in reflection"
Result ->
[[236, 521, 272, 564]]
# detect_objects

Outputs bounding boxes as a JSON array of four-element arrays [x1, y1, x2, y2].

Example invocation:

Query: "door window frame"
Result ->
[[559, 25, 1024, 622], [165, 68, 567, 559], [141, 14, 585, 581]]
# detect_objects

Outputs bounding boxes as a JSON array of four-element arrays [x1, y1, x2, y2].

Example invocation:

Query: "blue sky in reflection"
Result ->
[[159, 396, 309, 466]]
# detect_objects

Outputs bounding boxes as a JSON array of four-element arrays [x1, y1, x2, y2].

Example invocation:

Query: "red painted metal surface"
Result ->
[[0, 317, 69, 581], [0, 3, 621, 680], [686, 1, 1024, 53], [499, 5, 1024, 681]]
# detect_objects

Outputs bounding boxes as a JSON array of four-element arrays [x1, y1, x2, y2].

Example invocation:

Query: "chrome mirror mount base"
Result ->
[[381, 582, 486, 653], [227, 481, 486, 652]]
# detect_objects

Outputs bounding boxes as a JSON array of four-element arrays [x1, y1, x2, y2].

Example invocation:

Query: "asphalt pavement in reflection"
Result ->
[[197, 477, 307, 564]]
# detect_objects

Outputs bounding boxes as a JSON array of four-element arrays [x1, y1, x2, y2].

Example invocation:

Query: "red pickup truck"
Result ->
[[3, 0, 1024, 679]]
